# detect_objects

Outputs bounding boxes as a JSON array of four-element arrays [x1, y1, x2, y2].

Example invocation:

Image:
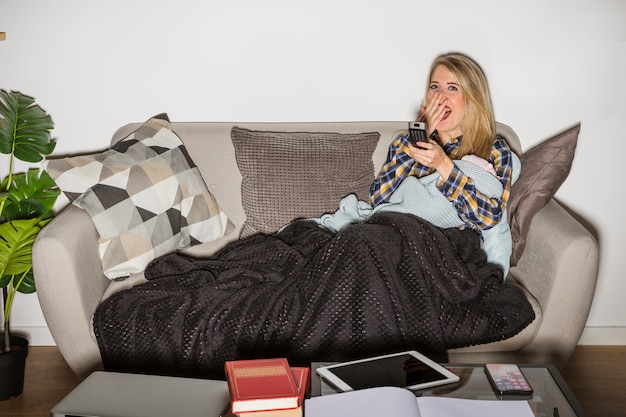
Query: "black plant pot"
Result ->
[[0, 335, 29, 401]]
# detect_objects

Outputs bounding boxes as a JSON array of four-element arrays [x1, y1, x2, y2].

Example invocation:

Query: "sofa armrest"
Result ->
[[33, 205, 108, 378], [509, 199, 599, 367]]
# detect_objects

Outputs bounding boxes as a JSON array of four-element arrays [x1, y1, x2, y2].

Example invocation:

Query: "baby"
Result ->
[[461, 154, 499, 178]]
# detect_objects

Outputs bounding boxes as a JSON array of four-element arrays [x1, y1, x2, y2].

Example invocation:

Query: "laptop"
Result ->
[[50, 371, 230, 417]]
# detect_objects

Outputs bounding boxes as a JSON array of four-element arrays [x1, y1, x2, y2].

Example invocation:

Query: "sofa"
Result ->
[[33, 118, 599, 379]]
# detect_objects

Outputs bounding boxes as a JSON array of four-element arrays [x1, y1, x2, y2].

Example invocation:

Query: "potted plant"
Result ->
[[0, 90, 59, 400]]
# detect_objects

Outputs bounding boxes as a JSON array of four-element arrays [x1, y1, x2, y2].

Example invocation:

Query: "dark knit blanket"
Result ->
[[93, 212, 534, 379]]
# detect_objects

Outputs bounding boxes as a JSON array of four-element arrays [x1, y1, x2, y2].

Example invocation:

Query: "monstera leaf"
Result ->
[[0, 218, 44, 281], [1, 170, 59, 222], [0, 90, 55, 163]]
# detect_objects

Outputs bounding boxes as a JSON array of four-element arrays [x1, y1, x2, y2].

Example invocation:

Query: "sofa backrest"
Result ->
[[111, 121, 520, 256]]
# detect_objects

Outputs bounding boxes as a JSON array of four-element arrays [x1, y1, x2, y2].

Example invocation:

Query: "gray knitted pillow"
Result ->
[[231, 127, 380, 238]]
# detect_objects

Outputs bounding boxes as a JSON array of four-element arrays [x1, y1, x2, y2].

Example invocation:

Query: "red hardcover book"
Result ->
[[224, 367, 311, 417], [228, 367, 311, 417], [225, 358, 300, 413]]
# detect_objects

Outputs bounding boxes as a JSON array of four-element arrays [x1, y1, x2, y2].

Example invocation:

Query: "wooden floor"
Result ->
[[560, 346, 626, 417], [1, 346, 625, 416]]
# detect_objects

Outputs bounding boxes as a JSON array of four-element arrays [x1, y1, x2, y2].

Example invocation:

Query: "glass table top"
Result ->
[[312, 364, 588, 417]]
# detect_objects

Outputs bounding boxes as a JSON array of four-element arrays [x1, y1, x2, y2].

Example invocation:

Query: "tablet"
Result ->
[[316, 350, 460, 392]]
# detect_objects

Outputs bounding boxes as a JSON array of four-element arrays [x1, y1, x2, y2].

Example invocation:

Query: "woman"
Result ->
[[369, 53, 515, 233]]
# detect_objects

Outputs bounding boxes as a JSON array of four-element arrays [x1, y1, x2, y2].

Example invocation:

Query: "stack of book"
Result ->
[[223, 358, 310, 417]]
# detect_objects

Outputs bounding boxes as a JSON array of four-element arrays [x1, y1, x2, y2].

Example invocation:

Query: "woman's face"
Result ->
[[426, 65, 465, 139]]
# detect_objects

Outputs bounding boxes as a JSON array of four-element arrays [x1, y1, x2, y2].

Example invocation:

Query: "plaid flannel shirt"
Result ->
[[368, 131, 514, 232]]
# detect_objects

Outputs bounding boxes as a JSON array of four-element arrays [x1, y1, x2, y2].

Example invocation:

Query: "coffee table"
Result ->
[[311, 363, 588, 417]]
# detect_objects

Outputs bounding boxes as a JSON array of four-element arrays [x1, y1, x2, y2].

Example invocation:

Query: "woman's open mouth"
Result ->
[[441, 107, 452, 121]]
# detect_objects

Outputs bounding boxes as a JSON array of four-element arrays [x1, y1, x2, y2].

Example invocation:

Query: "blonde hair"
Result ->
[[418, 53, 496, 160]]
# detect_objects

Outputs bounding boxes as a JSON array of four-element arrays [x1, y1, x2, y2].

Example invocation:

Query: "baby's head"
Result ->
[[461, 154, 498, 177]]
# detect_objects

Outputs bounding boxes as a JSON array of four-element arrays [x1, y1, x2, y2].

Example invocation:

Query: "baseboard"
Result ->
[[9, 326, 55, 346], [11, 326, 626, 346], [578, 327, 626, 345]]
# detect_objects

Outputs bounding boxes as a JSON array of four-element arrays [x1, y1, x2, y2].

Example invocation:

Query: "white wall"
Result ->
[[1, 0, 625, 344]]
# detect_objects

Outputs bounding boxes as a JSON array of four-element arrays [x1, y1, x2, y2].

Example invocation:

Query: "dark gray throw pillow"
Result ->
[[231, 127, 380, 238], [508, 123, 580, 265]]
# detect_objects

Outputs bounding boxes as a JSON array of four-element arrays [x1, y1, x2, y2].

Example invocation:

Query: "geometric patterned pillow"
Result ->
[[43, 115, 176, 202], [44, 114, 234, 279]]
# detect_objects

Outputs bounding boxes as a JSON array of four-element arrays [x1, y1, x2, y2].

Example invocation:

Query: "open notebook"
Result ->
[[305, 386, 534, 417]]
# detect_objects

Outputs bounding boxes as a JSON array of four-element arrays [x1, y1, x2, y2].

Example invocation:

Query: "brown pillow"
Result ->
[[231, 127, 380, 238], [508, 123, 580, 265]]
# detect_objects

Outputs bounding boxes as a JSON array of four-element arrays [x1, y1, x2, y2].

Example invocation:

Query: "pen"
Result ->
[[554, 407, 560, 417]]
